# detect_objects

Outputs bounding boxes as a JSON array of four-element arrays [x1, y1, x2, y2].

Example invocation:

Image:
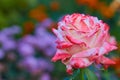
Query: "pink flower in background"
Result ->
[[51, 13, 117, 74]]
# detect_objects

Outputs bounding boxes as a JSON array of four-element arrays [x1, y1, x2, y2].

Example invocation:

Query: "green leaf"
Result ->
[[84, 68, 98, 80], [79, 69, 85, 80], [71, 69, 80, 79]]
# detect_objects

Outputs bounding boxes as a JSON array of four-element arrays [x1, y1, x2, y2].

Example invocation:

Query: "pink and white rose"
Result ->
[[51, 13, 117, 74]]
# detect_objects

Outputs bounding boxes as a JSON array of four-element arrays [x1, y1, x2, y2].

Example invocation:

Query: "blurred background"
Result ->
[[0, 0, 120, 80]]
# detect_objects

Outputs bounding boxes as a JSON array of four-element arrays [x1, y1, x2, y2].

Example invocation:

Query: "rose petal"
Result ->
[[96, 56, 115, 65], [51, 53, 71, 62], [66, 35, 86, 45], [70, 57, 93, 68], [72, 48, 99, 58]]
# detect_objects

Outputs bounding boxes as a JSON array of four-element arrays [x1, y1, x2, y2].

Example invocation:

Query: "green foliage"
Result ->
[[64, 68, 98, 80], [84, 68, 98, 80]]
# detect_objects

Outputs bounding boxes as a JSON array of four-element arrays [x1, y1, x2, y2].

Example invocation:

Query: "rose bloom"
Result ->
[[51, 13, 117, 74]]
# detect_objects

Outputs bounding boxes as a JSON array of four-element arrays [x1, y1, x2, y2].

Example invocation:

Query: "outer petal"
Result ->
[[56, 41, 73, 49], [66, 65, 73, 75], [99, 42, 117, 55], [52, 28, 65, 41], [96, 56, 115, 65], [109, 36, 117, 45], [51, 52, 71, 62], [70, 57, 93, 68]]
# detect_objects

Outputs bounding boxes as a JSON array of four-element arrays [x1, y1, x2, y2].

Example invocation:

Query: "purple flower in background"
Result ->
[[43, 34, 56, 57], [19, 56, 39, 71], [1, 25, 21, 36], [0, 49, 5, 59], [18, 24, 56, 57], [18, 42, 35, 57], [21, 35, 37, 46], [0, 18, 56, 79], [34, 25, 56, 57], [35, 26, 47, 37], [18, 57, 54, 74], [36, 18, 53, 29], [0, 26, 20, 51], [2, 39, 16, 51], [35, 18, 53, 36], [15, 18, 56, 77], [0, 32, 8, 43], [10, 25, 21, 34], [39, 73, 51, 80], [24, 19, 56, 56], [38, 58, 54, 72]]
